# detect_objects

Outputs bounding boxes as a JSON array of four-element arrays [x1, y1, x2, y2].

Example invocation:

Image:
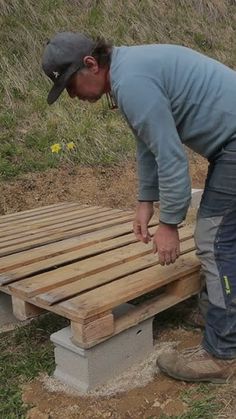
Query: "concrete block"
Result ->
[[191, 188, 203, 209], [51, 311, 154, 393]]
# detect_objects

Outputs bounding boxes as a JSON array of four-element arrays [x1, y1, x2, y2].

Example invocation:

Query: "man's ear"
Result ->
[[83, 56, 99, 73]]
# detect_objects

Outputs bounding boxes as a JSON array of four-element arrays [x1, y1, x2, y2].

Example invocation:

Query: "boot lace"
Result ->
[[181, 345, 206, 358]]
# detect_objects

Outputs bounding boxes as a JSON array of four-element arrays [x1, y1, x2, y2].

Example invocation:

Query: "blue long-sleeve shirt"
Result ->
[[110, 44, 236, 224]]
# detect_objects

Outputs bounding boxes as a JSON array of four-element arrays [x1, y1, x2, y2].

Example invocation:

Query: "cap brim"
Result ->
[[47, 63, 80, 105]]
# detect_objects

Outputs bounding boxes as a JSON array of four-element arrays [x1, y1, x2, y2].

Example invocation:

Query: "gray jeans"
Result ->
[[195, 140, 236, 359]]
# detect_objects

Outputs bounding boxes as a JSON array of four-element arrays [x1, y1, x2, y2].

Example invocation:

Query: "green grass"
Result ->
[[0, 309, 226, 419], [0, 314, 69, 418], [179, 384, 222, 419], [148, 385, 222, 419], [1, 0, 236, 179]]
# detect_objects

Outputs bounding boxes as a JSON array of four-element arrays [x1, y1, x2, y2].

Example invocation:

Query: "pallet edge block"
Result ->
[[50, 304, 154, 393]]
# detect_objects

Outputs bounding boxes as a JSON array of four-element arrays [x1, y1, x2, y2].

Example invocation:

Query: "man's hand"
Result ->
[[153, 223, 180, 265], [133, 201, 154, 243]]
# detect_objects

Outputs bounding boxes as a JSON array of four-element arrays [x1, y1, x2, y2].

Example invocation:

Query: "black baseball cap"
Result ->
[[42, 32, 95, 105]]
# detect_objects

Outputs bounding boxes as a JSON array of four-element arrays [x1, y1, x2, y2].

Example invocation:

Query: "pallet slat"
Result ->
[[0, 207, 121, 234], [57, 252, 200, 321], [0, 221, 141, 273], [0, 211, 133, 246], [7, 227, 194, 299], [76, 272, 200, 348], [0, 226, 157, 284], [0, 202, 200, 349], [0, 202, 80, 223], [0, 214, 134, 256], [36, 237, 195, 306]]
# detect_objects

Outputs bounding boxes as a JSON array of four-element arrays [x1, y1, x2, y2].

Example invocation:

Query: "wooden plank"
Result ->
[[165, 272, 201, 297], [71, 312, 114, 346], [0, 202, 80, 224], [0, 210, 133, 245], [115, 273, 200, 333], [0, 225, 158, 284], [7, 241, 155, 297], [0, 207, 123, 235], [7, 227, 194, 298], [0, 204, 97, 227], [0, 210, 127, 243], [3, 215, 182, 272], [36, 236, 195, 306], [56, 252, 200, 321], [79, 273, 201, 348], [0, 220, 143, 273], [0, 214, 134, 256]]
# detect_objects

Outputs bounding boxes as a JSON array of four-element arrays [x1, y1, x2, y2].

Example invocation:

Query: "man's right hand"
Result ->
[[133, 201, 154, 243]]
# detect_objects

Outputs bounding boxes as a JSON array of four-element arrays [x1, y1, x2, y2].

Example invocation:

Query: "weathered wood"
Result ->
[[71, 312, 114, 346], [165, 272, 202, 297], [57, 252, 200, 321], [7, 228, 193, 299], [0, 204, 96, 228], [77, 273, 201, 348], [0, 221, 142, 273], [116, 273, 200, 332], [7, 241, 154, 297], [0, 202, 80, 224], [0, 203, 200, 349], [36, 237, 195, 306], [0, 211, 133, 246], [11, 296, 44, 321], [0, 214, 135, 257], [0, 208, 125, 238], [0, 226, 156, 284], [0, 207, 122, 236]]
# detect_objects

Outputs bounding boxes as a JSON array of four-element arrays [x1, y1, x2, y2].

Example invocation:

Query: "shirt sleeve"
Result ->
[[136, 136, 159, 201], [116, 75, 191, 224]]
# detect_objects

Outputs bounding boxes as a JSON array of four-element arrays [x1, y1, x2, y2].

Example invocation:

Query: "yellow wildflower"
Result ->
[[66, 141, 76, 151], [50, 143, 62, 153]]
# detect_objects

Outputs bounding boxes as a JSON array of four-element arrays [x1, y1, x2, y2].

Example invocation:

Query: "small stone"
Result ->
[[26, 407, 49, 419], [161, 399, 187, 416], [152, 399, 161, 407]]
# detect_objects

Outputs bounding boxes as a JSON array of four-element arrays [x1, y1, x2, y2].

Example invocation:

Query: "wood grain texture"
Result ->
[[0, 221, 138, 273], [7, 227, 193, 299], [57, 252, 200, 321], [0, 207, 122, 235], [0, 203, 200, 348], [71, 313, 114, 346], [0, 202, 80, 224], [0, 214, 135, 257], [0, 211, 133, 246], [11, 295, 44, 320], [36, 237, 195, 306]]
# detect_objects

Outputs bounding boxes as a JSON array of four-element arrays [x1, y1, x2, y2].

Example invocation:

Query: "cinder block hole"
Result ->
[[136, 329, 142, 335]]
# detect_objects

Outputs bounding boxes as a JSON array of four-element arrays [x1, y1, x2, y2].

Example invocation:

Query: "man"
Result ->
[[42, 32, 236, 383]]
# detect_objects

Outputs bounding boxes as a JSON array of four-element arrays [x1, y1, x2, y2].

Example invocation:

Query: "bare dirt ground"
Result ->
[[22, 329, 202, 419], [0, 154, 207, 216], [4, 157, 236, 419]]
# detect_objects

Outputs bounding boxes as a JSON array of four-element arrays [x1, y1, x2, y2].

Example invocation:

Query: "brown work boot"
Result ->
[[156, 345, 236, 383]]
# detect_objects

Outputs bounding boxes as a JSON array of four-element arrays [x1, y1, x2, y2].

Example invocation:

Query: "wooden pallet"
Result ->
[[0, 202, 201, 348]]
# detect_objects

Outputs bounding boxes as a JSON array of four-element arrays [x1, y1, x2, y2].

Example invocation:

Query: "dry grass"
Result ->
[[0, 0, 236, 178]]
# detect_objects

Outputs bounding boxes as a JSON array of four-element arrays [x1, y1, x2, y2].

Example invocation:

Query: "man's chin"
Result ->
[[87, 95, 102, 103], [87, 98, 99, 103]]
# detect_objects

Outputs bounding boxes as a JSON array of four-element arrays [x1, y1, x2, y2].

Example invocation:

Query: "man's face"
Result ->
[[66, 56, 108, 103]]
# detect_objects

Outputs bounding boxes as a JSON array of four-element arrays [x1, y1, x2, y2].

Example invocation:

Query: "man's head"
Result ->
[[42, 32, 112, 105]]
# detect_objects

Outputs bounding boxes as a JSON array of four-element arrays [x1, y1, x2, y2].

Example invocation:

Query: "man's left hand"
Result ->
[[153, 223, 180, 266]]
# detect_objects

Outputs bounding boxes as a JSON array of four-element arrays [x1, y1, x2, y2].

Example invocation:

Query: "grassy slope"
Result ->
[[0, 0, 236, 178]]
